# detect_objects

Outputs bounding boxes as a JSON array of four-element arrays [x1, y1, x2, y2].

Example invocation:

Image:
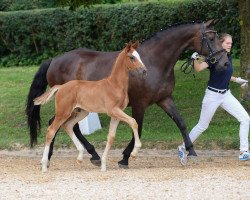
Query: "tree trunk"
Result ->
[[238, 0, 250, 110]]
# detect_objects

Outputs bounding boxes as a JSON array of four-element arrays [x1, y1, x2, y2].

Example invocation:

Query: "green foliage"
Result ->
[[0, 0, 57, 11], [0, 0, 239, 67], [55, 0, 102, 10]]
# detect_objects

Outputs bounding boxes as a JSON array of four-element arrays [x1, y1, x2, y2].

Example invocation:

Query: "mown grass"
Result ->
[[0, 59, 244, 150]]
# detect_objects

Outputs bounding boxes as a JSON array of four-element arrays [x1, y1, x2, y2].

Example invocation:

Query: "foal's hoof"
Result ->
[[130, 154, 136, 159], [118, 159, 129, 169], [90, 158, 101, 167], [76, 159, 83, 165]]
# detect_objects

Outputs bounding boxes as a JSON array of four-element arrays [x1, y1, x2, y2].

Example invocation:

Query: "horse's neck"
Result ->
[[140, 24, 199, 70], [107, 55, 129, 90]]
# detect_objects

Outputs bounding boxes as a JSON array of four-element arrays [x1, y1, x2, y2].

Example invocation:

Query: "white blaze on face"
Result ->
[[132, 50, 144, 66]]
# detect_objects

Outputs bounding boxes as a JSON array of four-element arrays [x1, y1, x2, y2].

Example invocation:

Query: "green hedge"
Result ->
[[0, 0, 239, 67]]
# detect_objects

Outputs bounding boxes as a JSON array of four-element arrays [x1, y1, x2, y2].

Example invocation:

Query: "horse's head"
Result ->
[[194, 19, 229, 70], [123, 41, 147, 76]]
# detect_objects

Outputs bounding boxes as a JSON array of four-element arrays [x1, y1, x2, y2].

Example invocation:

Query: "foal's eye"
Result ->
[[210, 37, 214, 41], [129, 56, 135, 61]]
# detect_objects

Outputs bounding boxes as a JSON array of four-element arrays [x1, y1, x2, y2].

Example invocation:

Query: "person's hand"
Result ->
[[191, 52, 199, 60], [235, 77, 248, 85]]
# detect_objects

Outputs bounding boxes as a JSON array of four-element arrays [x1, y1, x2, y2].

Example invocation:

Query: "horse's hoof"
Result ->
[[118, 163, 129, 169], [130, 154, 136, 160], [118, 160, 129, 169], [188, 155, 198, 164], [188, 150, 197, 157], [90, 158, 101, 167]]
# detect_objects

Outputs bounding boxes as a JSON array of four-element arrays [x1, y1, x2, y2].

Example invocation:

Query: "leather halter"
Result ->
[[200, 23, 226, 64]]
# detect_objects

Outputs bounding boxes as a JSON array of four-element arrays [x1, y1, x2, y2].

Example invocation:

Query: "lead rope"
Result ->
[[180, 58, 196, 78]]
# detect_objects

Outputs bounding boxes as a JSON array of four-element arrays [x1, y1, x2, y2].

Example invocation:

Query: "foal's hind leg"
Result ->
[[47, 116, 101, 166], [62, 110, 89, 163], [41, 116, 66, 172], [101, 118, 119, 171], [157, 97, 197, 157]]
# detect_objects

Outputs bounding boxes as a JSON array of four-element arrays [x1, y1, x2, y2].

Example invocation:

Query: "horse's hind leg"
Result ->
[[48, 116, 56, 162], [73, 124, 101, 166], [62, 109, 89, 163], [101, 117, 119, 171], [157, 97, 197, 156]]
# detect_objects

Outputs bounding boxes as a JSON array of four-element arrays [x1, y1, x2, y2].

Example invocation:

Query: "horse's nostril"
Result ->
[[224, 62, 229, 66]]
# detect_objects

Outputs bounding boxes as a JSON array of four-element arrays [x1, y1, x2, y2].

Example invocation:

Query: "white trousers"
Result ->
[[187, 89, 250, 152]]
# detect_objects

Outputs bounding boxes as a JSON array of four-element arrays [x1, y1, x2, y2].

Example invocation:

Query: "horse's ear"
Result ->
[[132, 41, 139, 49], [205, 19, 220, 28]]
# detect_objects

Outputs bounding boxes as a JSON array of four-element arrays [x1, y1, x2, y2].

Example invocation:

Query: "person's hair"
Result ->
[[219, 33, 232, 43]]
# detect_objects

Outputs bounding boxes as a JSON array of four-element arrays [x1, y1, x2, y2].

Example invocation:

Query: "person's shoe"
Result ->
[[177, 145, 187, 165], [239, 151, 250, 161]]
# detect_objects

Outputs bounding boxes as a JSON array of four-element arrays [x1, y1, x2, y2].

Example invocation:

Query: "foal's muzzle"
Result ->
[[137, 66, 147, 77]]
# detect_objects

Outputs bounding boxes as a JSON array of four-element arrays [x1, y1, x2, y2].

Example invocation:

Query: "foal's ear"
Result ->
[[125, 42, 133, 52], [205, 19, 220, 28], [132, 41, 139, 49]]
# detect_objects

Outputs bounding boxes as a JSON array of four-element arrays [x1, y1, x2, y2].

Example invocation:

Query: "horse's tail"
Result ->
[[25, 59, 51, 147], [34, 85, 60, 106]]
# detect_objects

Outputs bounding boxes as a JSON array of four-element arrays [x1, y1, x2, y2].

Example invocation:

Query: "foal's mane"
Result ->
[[141, 21, 203, 44]]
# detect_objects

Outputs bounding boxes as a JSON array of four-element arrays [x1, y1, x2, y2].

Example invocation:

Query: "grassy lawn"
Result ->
[[0, 59, 245, 150]]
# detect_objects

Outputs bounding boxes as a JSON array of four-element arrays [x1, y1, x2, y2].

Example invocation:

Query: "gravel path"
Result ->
[[0, 148, 249, 200]]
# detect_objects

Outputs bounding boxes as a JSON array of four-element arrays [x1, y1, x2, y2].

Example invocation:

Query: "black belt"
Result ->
[[207, 86, 228, 94]]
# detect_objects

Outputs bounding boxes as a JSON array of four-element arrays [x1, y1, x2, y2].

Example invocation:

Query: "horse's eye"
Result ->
[[210, 37, 214, 41]]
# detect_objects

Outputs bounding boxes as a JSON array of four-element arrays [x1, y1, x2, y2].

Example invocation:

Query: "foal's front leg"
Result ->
[[112, 108, 142, 158], [101, 118, 119, 171]]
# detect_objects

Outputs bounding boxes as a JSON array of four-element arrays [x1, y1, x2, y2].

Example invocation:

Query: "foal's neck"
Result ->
[[107, 52, 129, 90]]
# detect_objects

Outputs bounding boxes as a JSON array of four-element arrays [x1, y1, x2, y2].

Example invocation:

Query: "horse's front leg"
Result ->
[[157, 97, 197, 157], [118, 105, 145, 168]]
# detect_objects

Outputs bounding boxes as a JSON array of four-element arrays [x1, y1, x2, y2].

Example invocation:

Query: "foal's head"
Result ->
[[119, 42, 147, 76]]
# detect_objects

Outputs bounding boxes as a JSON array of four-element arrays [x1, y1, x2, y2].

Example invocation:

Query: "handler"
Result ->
[[178, 33, 250, 163]]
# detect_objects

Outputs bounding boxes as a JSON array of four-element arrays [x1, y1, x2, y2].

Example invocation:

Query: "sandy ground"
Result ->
[[0, 148, 249, 200]]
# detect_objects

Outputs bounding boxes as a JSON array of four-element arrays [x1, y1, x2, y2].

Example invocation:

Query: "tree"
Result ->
[[238, 0, 250, 110]]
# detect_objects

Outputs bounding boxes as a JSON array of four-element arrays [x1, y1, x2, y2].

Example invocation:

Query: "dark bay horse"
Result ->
[[26, 19, 228, 168], [34, 42, 146, 172]]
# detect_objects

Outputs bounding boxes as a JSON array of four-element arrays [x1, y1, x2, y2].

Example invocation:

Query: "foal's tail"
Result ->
[[25, 60, 51, 147], [34, 85, 61, 105]]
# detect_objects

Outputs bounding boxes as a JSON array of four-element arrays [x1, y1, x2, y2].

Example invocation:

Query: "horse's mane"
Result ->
[[141, 20, 203, 44]]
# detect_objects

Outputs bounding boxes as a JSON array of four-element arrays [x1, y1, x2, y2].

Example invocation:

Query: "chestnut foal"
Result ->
[[34, 42, 147, 172]]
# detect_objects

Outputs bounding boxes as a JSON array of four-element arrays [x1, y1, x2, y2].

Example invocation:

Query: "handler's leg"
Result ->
[[186, 90, 221, 145], [221, 91, 250, 157]]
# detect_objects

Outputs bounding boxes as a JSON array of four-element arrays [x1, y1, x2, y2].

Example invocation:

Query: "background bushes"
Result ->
[[0, 0, 239, 67]]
